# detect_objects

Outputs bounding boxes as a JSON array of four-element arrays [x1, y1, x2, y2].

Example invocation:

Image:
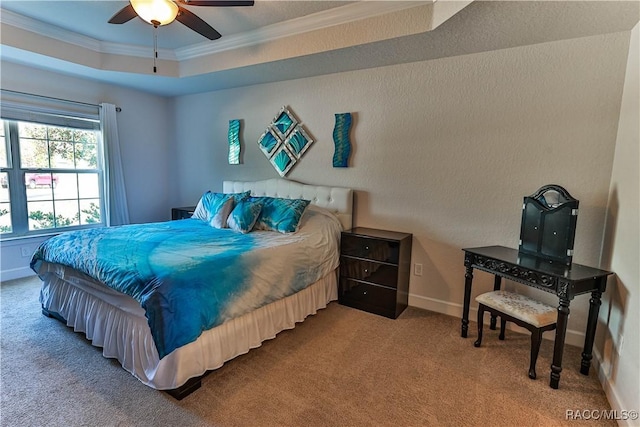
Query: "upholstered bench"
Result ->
[[474, 290, 557, 379]]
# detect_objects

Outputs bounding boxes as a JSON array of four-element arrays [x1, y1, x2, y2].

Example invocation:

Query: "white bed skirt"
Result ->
[[37, 262, 338, 390]]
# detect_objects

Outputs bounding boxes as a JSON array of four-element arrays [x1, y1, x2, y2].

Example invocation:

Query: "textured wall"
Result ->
[[598, 22, 640, 421], [174, 31, 630, 341]]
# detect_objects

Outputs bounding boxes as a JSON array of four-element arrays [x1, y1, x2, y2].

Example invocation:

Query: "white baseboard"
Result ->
[[408, 292, 586, 347], [592, 347, 635, 427], [0, 267, 37, 282]]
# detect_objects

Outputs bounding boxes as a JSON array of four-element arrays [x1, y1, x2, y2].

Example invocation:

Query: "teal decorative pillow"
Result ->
[[252, 197, 311, 233], [227, 199, 264, 233], [192, 191, 251, 228]]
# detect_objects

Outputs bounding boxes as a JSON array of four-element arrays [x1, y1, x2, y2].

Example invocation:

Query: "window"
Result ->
[[0, 118, 105, 237], [0, 125, 10, 233]]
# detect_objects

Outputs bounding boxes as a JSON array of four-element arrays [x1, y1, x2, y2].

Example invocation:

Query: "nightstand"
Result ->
[[339, 227, 412, 319], [171, 206, 196, 220]]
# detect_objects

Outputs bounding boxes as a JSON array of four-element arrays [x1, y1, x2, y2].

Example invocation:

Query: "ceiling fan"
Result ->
[[108, 0, 255, 41]]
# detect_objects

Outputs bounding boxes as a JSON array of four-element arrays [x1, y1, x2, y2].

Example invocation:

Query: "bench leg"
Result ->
[[474, 304, 484, 347], [529, 328, 543, 379], [499, 318, 506, 340]]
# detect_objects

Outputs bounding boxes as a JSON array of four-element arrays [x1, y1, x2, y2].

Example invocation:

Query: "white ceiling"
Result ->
[[1, 1, 639, 97], [1, 1, 356, 50]]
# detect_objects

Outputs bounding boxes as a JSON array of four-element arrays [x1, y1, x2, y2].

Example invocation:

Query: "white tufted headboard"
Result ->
[[223, 178, 353, 230]]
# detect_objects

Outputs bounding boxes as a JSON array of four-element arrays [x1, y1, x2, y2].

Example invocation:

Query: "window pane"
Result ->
[[78, 173, 100, 198], [27, 200, 55, 231], [0, 125, 8, 168], [52, 173, 78, 200], [24, 172, 58, 191], [0, 171, 11, 233], [0, 172, 8, 196], [75, 142, 98, 168], [50, 141, 75, 168], [18, 122, 51, 168], [54, 200, 80, 227], [0, 202, 11, 234], [80, 199, 101, 225]]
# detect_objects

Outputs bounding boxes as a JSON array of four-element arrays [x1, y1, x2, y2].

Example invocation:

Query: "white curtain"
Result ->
[[100, 103, 130, 226]]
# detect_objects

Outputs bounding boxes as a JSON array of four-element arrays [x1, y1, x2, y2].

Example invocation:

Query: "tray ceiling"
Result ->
[[1, 1, 638, 96]]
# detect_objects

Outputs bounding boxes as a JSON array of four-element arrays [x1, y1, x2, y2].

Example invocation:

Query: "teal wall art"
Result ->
[[332, 112, 352, 167], [257, 106, 314, 177], [228, 119, 241, 165]]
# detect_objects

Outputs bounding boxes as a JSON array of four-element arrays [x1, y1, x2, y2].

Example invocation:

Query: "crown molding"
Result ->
[[175, 1, 428, 60], [1, 8, 102, 52], [0, 2, 429, 62], [0, 8, 177, 60]]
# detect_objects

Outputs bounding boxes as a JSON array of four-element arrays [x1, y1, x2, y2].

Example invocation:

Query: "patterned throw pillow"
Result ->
[[227, 199, 264, 233], [252, 197, 311, 233], [207, 197, 235, 228], [192, 191, 251, 228]]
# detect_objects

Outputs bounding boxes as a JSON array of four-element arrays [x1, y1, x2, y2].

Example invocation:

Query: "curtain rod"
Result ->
[[0, 89, 121, 112]]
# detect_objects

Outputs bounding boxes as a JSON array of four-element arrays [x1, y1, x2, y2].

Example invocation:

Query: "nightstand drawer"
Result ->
[[341, 234, 400, 264], [340, 257, 398, 289], [339, 279, 397, 317]]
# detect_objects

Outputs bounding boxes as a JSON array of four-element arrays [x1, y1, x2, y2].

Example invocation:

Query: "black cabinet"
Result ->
[[171, 206, 196, 220], [339, 227, 412, 319]]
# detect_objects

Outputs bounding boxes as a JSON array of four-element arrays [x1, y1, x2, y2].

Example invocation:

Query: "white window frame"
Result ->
[[0, 115, 106, 239]]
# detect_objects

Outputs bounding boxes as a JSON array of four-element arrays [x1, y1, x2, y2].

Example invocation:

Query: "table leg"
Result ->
[[550, 297, 570, 389], [581, 289, 603, 375], [462, 265, 473, 338], [490, 275, 502, 330]]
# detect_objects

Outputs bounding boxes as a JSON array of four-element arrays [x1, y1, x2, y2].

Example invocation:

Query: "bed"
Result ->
[[31, 178, 353, 399]]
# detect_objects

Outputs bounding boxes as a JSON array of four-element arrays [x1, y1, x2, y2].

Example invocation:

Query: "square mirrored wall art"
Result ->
[[257, 106, 314, 176]]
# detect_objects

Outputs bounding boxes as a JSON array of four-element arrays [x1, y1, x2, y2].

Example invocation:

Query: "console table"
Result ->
[[461, 246, 613, 389]]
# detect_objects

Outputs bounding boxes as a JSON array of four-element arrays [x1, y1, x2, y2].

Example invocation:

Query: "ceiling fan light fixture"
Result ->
[[129, 0, 179, 26]]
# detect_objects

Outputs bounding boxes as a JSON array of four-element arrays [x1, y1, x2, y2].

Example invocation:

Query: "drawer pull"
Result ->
[[363, 291, 368, 295], [364, 269, 369, 273]]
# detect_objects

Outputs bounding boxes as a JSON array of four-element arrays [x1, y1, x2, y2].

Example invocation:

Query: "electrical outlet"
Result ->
[[20, 247, 32, 257], [414, 263, 423, 276]]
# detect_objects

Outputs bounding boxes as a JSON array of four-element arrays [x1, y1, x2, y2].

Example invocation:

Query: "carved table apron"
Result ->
[[461, 246, 612, 389]]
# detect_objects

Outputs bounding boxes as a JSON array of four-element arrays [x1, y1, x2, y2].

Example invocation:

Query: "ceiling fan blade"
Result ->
[[176, 6, 222, 40], [108, 4, 138, 24], [179, 1, 254, 6]]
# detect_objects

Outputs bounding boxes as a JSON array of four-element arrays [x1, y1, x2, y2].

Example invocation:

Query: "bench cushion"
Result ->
[[476, 290, 557, 328]]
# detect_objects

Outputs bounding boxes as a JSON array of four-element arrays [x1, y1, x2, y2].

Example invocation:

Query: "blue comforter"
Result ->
[[31, 213, 340, 359]]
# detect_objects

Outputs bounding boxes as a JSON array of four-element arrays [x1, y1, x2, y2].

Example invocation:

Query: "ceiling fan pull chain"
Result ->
[[153, 23, 159, 73]]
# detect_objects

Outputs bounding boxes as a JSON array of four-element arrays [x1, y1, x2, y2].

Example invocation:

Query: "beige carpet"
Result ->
[[1, 276, 613, 427]]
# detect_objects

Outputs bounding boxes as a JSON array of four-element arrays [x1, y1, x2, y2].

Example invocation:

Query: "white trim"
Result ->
[[100, 41, 176, 61], [592, 347, 635, 427], [0, 267, 36, 282], [0, 2, 426, 62], [0, 9, 177, 60], [176, 1, 425, 60], [0, 9, 103, 52]]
